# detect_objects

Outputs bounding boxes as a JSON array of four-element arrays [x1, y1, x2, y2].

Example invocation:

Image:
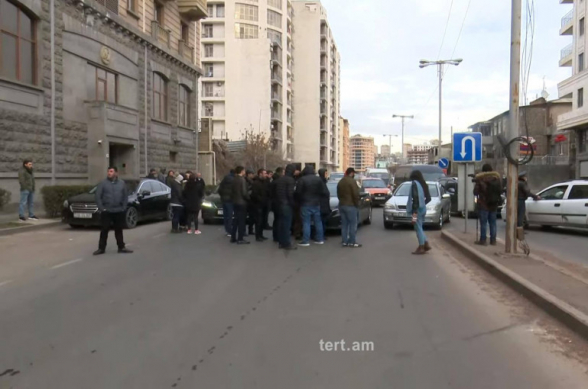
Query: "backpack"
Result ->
[[486, 178, 502, 206]]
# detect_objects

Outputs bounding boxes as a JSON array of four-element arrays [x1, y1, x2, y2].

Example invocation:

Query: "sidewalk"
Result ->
[[441, 229, 588, 340], [0, 206, 60, 236]]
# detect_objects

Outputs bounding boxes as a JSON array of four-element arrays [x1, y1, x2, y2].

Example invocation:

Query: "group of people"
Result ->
[[164, 170, 207, 235], [217, 165, 363, 250]]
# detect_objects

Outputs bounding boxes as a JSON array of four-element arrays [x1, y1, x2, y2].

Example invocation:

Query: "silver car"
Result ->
[[383, 181, 451, 230]]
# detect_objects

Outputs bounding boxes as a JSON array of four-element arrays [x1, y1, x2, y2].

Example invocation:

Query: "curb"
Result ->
[[0, 220, 62, 237], [441, 230, 588, 341]]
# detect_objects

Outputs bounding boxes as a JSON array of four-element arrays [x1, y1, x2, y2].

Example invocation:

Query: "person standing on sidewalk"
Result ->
[[251, 169, 269, 242], [517, 172, 541, 228], [406, 170, 431, 255], [231, 166, 250, 244], [246, 170, 256, 236], [218, 169, 235, 237], [275, 164, 297, 250], [474, 164, 502, 246], [270, 167, 283, 243], [183, 172, 205, 235], [93, 167, 133, 255], [18, 159, 38, 221], [318, 169, 331, 238], [169, 172, 184, 233], [337, 168, 362, 248], [296, 166, 326, 247]]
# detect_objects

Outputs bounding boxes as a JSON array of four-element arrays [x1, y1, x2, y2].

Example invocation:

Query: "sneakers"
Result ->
[[348, 243, 363, 248], [342, 243, 348, 247], [19, 217, 27, 222], [314, 241, 325, 245], [29, 216, 39, 221], [187, 230, 193, 235], [298, 242, 310, 247], [195, 230, 202, 235]]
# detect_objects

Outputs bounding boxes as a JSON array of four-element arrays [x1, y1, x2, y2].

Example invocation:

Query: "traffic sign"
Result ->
[[453, 132, 482, 162], [438, 158, 449, 169]]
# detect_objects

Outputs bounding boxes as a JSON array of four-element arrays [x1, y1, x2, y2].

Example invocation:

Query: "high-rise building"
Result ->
[[200, 0, 293, 157], [381, 144, 391, 157], [292, 0, 341, 170], [557, 1, 588, 178], [339, 117, 350, 172], [407, 144, 433, 165], [350, 135, 374, 172]]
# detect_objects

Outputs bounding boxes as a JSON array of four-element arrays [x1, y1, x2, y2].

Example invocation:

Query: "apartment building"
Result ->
[[292, 0, 341, 170], [200, 0, 293, 157], [0, 0, 206, 205], [557, 0, 588, 178], [338, 117, 350, 172], [407, 144, 432, 165], [380, 144, 391, 157], [350, 135, 375, 172]]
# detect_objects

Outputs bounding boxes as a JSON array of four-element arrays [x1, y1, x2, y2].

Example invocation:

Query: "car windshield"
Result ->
[[394, 182, 439, 197], [88, 180, 140, 195], [363, 179, 387, 188], [327, 183, 338, 197], [366, 173, 389, 180]]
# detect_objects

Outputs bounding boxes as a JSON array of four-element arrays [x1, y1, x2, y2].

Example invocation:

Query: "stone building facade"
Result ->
[[0, 0, 206, 206]]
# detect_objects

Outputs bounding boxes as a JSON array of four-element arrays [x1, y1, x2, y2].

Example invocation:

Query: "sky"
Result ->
[[319, 0, 572, 152]]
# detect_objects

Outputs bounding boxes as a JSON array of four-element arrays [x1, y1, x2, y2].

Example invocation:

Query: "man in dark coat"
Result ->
[[231, 166, 250, 244], [517, 172, 541, 228], [318, 169, 332, 238], [270, 167, 284, 243], [246, 170, 256, 236], [274, 164, 297, 250], [218, 170, 235, 236], [251, 169, 270, 242], [147, 168, 158, 180], [296, 166, 328, 246], [473, 164, 502, 246], [183, 172, 206, 234]]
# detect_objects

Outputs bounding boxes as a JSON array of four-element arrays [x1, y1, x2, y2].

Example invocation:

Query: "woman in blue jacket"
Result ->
[[406, 170, 432, 255]]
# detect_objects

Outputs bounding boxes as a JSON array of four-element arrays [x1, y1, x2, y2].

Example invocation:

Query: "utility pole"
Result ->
[[505, 0, 522, 253], [392, 114, 414, 160], [383, 134, 398, 165]]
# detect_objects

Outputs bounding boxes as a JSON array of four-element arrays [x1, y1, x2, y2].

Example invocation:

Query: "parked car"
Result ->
[[62, 179, 172, 229], [324, 181, 372, 230], [501, 180, 588, 228], [201, 187, 225, 224], [383, 181, 451, 230], [393, 165, 446, 189], [360, 178, 393, 206], [365, 168, 392, 186], [329, 172, 345, 182]]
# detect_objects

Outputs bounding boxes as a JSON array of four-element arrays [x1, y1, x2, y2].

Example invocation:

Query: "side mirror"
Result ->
[[447, 188, 456, 194], [140, 190, 151, 197]]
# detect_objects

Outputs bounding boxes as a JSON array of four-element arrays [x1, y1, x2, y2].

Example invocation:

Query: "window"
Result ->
[[207, 4, 213, 16], [579, 88, 584, 108], [204, 64, 214, 77], [127, 0, 135, 13], [267, 9, 282, 28], [154, 1, 164, 25], [181, 22, 189, 42], [235, 3, 258, 21], [569, 185, 588, 199], [204, 102, 213, 116], [203, 83, 213, 97], [268, 0, 282, 10], [216, 4, 225, 18], [95, 66, 117, 103], [152, 72, 167, 121], [268, 29, 282, 44], [204, 44, 213, 57], [169, 151, 177, 163], [178, 85, 190, 127], [203, 24, 213, 38], [581, 17, 585, 36], [140, 181, 157, 194], [539, 185, 569, 200], [0, 0, 36, 84], [235, 23, 258, 39], [580, 129, 588, 153], [580, 53, 585, 72]]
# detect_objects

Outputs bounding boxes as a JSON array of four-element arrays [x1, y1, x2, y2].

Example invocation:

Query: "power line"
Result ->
[[437, 0, 455, 59], [449, 0, 473, 60]]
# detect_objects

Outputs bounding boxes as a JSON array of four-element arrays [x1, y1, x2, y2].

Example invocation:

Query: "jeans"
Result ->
[[413, 207, 427, 246], [171, 206, 183, 231], [301, 206, 323, 243], [278, 204, 293, 247], [517, 199, 526, 228], [19, 190, 35, 218], [98, 211, 125, 250], [272, 205, 280, 242], [479, 208, 497, 243], [340, 206, 358, 245], [231, 204, 247, 241], [187, 206, 201, 231], [222, 202, 234, 234]]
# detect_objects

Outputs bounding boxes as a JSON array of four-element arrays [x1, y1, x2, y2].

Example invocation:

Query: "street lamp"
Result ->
[[383, 134, 398, 165], [419, 59, 462, 147], [392, 114, 414, 160]]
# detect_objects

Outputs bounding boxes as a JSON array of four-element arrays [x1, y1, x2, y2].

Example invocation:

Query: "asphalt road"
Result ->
[[448, 216, 588, 266], [0, 210, 587, 388]]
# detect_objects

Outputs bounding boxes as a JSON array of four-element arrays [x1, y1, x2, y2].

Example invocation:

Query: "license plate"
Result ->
[[74, 213, 92, 219], [375, 196, 385, 200], [217, 210, 224, 216]]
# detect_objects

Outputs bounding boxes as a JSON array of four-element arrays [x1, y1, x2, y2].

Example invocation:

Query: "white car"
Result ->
[[501, 180, 588, 228], [383, 181, 451, 230]]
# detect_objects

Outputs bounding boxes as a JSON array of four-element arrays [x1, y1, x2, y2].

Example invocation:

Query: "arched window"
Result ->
[[0, 0, 36, 84], [178, 85, 190, 127], [152, 72, 167, 121]]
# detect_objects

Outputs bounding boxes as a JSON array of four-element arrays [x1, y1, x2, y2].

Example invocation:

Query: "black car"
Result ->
[[393, 165, 446, 189], [201, 188, 225, 224], [438, 177, 459, 215], [62, 179, 172, 229], [324, 181, 372, 230]]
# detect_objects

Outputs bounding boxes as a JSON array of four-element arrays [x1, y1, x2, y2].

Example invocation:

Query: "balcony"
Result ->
[[272, 92, 282, 104], [560, 43, 573, 67], [271, 109, 282, 122], [320, 137, 327, 147], [95, 0, 119, 14], [272, 51, 282, 66], [178, 40, 194, 63], [320, 89, 327, 101], [178, 0, 208, 21], [561, 9, 574, 35], [151, 21, 171, 48], [272, 72, 283, 85]]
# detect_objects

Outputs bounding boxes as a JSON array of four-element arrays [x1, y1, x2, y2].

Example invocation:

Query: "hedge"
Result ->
[[0, 188, 11, 211], [41, 185, 94, 217]]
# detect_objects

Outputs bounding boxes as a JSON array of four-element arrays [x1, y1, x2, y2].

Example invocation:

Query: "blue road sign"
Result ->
[[438, 158, 449, 169], [453, 132, 482, 162]]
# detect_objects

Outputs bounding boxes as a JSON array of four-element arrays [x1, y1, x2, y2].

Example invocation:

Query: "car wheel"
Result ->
[[165, 204, 173, 221], [124, 207, 138, 229], [435, 212, 444, 230], [384, 221, 394, 230], [364, 207, 372, 225]]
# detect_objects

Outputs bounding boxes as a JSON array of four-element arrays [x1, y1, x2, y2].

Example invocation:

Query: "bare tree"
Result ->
[[235, 130, 287, 172]]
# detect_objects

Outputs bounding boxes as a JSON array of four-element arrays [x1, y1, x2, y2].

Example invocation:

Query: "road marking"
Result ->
[[0, 280, 13, 288], [51, 258, 84, 270], [152, 233, 167, 239]]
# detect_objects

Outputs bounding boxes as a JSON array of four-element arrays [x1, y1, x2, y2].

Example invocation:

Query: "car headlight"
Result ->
[[202, 200, 215, 208], [384, 203, 396, 210], [426, 203, 438, 211], [63, 200, 69, 208]]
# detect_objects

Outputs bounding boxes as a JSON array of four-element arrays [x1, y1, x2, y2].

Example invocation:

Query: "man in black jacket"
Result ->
[[251, 169, 269, 242], [218, 169, 235, 236], [270, 167, 283, 243], [318, 169, 331, 238], [231, 166, 250, 244], [296, 166, 327, 246], [518, 172, 541, 228], [274, 164, 297, 250], [246, 170, 255, 236]]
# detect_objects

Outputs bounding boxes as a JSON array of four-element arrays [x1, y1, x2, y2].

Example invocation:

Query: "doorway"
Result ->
[[109, 143, 135, 177]]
